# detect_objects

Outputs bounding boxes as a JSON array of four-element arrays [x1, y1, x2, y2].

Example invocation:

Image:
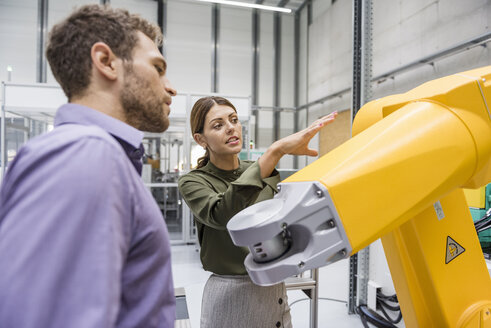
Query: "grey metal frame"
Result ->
[[251, 5, 260, 144], [211, 4, 220, 93], [348, 0, 373, 314], [180, 94, 194, 244], [355, 0, 373, 310], [304, 0, 312, 169], [36, 0, 48, 83], [158, 0, 165, 55], [284, 268, 319, 328], [372, 30, 491, 82], [293, 9, 300, 169], [351, 0, 363, 122], [360, 0, 372, 109], [309, 268, 319, 327], [273, 0, 289, 142], [273, 10, 281, 141], [348, 0, 363, 314]]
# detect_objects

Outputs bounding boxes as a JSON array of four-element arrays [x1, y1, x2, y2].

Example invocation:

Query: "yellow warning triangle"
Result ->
[[445, 236, 465, 264]]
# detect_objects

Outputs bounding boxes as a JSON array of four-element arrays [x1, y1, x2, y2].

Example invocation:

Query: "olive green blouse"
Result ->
[[178, 160, 280, 275]]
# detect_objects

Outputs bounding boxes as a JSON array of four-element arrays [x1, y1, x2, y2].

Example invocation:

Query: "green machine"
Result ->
[[464, 183, 491, 257]]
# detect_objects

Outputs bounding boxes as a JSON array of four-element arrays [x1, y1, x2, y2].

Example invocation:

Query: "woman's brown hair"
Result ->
[[191, 96, 237, 169]]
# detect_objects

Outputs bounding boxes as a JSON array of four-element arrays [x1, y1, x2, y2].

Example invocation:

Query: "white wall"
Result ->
[[280, 14, 295, 108], [304, 0, 491, 123], [0, 0, 38, 84], [309, 0, 352, 102], [258, 11, 274, 107], [111, 0, 158, 22], [298, 7, 308, 108], [166, 0, 212, 94], [277, 14, 295, 169], [300, 0, 353, 167], [219, 6, 252, 97], [255, 12, 275, 149], [255, 11, 296, 163], [372, 0, 491, 98], [47, 0, 98, 84]]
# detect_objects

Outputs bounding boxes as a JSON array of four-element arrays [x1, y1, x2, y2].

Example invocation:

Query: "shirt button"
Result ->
[[276, 322, 281, 327], [278, 298, 283, 304]]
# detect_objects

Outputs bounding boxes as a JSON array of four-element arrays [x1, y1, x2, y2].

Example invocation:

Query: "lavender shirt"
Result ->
[[0, 104, 175, 327]]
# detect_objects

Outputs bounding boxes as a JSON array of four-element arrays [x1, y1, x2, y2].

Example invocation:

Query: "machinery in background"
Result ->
[[228, 66, 491, 327], [464, 184, 491, 258], [143, 136, 183, 240]]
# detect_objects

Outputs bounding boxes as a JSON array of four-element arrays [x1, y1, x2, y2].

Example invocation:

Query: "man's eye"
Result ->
[[155, 66, 163, 74]]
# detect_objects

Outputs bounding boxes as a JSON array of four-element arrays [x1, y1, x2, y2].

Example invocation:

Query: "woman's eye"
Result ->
[[155, 66, 163, 74], [214, 124, 222, 129]]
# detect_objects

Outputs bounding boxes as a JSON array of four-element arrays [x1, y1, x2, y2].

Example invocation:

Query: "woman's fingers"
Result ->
[[305, 112, 337, 136], [278, 111, 337, 156], [305, 112, 337, 134], [315, 111, 338, 127], [293, 111, 337, 155], [305, 148, 318, 156], [289, 145, 318, 156]]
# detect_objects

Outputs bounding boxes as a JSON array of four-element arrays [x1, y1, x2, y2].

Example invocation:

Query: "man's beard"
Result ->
[[120, 63, 169, 132]]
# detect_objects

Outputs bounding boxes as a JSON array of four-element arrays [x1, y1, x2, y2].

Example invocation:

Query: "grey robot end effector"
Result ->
[[227, 181, 352, 286]]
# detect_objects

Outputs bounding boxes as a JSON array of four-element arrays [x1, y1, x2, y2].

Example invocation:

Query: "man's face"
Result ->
[[120, 32, 176, 132]]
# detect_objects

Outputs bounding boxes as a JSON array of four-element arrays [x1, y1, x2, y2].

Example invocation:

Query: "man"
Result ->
[[0, 5, 177, 328]]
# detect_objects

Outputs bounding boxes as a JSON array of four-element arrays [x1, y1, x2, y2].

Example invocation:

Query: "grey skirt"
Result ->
[[201, 274, 292, 328]]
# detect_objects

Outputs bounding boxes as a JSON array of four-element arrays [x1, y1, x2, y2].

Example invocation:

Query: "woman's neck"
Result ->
[[209, 154, 239, 171]]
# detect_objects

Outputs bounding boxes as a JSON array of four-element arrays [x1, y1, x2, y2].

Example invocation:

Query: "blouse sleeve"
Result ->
[[178, 161, 279, 230]]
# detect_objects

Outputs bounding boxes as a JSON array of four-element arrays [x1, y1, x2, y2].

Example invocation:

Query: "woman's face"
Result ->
[[198, 104, 242, 158]]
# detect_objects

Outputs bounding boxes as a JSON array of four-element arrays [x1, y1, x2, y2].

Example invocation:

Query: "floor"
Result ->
[[171, 244, 364, 328]]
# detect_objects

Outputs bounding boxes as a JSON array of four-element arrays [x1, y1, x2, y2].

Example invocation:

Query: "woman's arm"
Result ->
[[258, 112, 337, 178], [178, 162, 278, 230]]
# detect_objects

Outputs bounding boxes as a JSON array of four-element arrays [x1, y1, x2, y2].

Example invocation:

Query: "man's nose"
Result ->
[[163, 77, 177, 96]]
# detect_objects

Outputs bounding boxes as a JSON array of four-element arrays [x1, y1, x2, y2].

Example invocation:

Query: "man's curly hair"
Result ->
[[46, 4, 162, 100]]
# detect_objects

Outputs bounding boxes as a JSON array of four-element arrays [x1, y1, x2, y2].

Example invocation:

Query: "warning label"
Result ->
[[445, 236, 465, 264], [433, 201, 445, 220]]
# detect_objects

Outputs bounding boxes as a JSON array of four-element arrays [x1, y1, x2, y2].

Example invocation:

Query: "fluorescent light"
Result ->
[[195, 0, 292, 13]]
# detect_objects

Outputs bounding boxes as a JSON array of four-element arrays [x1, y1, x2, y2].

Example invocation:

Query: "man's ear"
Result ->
[[193, 133, 207, 149], [91, 42, 119, 81]]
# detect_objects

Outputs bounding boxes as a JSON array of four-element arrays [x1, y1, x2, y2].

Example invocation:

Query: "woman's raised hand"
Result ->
[[272, 111, 338, 157], [258, 111, 337, 178]]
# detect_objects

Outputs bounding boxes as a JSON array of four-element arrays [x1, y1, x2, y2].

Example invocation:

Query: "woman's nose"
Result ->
[[225, 122, 235, 133]]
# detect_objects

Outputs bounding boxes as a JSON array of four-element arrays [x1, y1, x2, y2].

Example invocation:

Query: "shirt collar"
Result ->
[[203, 159, 244, 177], [54, 103, 144, 149]]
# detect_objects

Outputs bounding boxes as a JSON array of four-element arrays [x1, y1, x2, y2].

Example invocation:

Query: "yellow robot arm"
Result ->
[[228, 66, 491, 327]]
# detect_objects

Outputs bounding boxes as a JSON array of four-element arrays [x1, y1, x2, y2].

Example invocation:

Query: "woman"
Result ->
[[178, 96, 337, 328]]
